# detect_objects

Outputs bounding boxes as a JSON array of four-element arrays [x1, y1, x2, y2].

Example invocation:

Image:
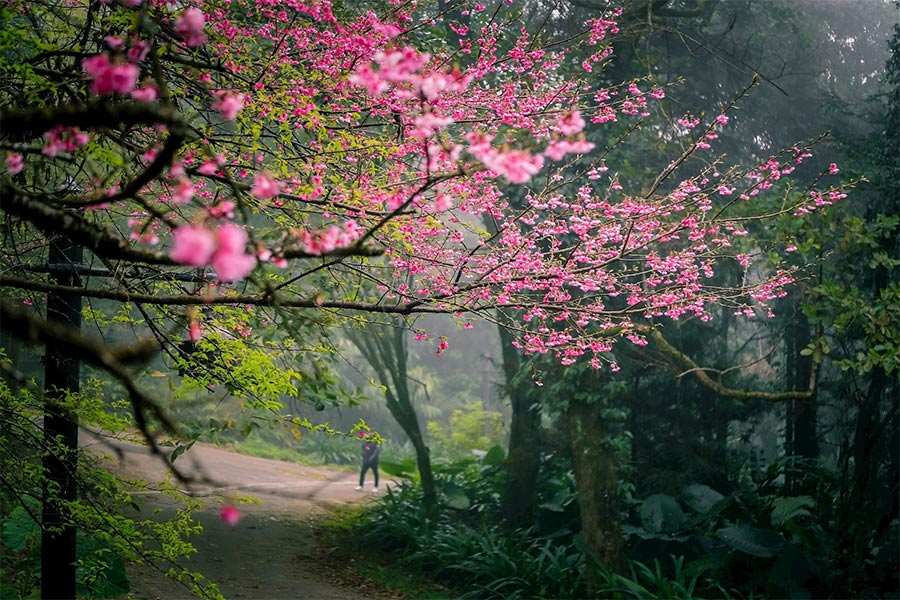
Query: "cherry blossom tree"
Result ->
[[0, 0, 853, 595]]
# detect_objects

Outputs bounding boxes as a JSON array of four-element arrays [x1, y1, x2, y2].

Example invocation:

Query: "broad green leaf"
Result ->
[[716, 525, 782, 557], [681, 483, 725, 513], [639, 494, 686, 533], [771, 496, 815, 527], [442, 482, 471, 510], [482, 445, 506, 466]]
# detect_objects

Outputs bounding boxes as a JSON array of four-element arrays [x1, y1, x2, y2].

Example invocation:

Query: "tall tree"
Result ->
[[347, 318, 438, 514]]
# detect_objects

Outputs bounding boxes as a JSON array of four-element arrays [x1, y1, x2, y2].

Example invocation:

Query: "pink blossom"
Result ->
[[42, 127, 90, 156], [829, 162, 839, 175], [544, 140, 594, 161], [126, 40, 150, 63], [348, 65, 388, 96], [175, 8, 207, 47], [715, 114, 729, 126], [212, 250, 256, 282], [105, 35, 125, 50], [207, 201, 235, 219], [420, 73, 449, 100], [212, 91, 246, 120], [214, 223, 248, 255], [556, 110, 586, 136], [487, 151, 544, 183], [81, 54, 139, 95], [130, 85, 158, 101], [212, 224, 256, 282], [410, 112, 453, 139], [472, 143, 545, 183], [375, 47, 429, 84], [219, 505, 240, 526], [171, 179, 194, 204], [419, 71, 469, 100], [6, 153, 24, 174], [198, 160, 218, 175], [170, 223, 256, 282], [434, 193, 452, 212], [251, 172, 282, 200], [171, 225, 216, 266], [188, 320, 203, 342]]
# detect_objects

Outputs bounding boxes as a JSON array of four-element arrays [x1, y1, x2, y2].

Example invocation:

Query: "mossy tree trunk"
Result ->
[[497, 319, 543, 528], [565, 398, 624, 589]]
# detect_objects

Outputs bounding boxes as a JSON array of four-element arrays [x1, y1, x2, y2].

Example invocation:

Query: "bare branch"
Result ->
[[636, 324, 814, 401]]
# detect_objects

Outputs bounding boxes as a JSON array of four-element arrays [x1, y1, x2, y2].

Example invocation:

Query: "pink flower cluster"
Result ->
[[298, 221, 362, 256], [219, 505, 240, 526], [349, 47, 470, 101], [5, 153, 24, 174], [544, 139, 595, 161], [212, 90, 246, 120], [555, 110, 586, 136], [42, 126, 90, 157], [175, 8, 207, 47], [467, 133, 545, 184], [82, 54, 139, 95], [170, 223, 257, 282], [251, 172, 282, 200]]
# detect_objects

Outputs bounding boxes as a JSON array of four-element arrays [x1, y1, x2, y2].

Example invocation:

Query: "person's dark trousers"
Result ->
[[359, 457, 379, 487]]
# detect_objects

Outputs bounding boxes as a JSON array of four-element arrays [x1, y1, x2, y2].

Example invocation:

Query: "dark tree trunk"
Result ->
[[565, 399, 623, 589], [349, 319, 437, 514], [784, 307, 819, 494], [41, 236, 82, 600], [498, 320, 542, 528]]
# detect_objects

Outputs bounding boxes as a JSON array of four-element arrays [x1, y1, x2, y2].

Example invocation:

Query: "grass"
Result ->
[[227, 437, 354, 470], [317, 505, 458, 600]]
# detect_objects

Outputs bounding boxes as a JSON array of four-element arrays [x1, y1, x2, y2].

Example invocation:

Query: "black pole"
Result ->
[[41, 235, 82, 600]]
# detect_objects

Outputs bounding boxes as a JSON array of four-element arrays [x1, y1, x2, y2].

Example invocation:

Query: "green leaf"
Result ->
[[639, 494, 686, 533], [169, 440, 196, 463], [379, 460, 414, 478], [442, 482, 471, 510], [715, 525, 782, 557], [481, 445, 506, 466], [77, 532, 131, 598], [2, 506, 39, 552], [770, 496, 815, 527], [681, 483, 725, 513]]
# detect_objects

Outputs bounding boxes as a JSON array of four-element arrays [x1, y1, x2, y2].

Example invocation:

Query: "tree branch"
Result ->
[[0, 101, 180, 140], [1, 183, 174, 265], [636, 324, 814, 401], [0, 300, 181, 451]]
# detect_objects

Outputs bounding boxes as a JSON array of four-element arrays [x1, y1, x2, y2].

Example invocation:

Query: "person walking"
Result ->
[[355, 433, 381, 492]]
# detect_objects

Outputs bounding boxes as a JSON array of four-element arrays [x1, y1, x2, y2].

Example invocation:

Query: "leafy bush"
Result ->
[[347, 452, 587, 599], [596, 555, 731, 600], [622, 473, 839, 598], [426, 401, 506, 462]]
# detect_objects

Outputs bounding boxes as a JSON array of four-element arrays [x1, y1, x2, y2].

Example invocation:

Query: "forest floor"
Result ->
[[84, 432, 401, 600]]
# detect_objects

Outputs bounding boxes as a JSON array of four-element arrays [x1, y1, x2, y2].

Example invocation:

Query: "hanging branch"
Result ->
[[636, 324, 816, 401]]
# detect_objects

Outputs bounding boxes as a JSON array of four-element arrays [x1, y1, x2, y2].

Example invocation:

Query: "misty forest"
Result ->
[[1, 0, 898, 598]]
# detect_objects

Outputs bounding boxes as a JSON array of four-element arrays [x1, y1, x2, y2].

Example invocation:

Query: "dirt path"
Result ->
[[84, 433, 392, 600]]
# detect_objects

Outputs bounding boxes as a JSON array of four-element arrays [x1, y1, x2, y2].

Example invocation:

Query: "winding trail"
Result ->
[[84, 432, 391, 600]]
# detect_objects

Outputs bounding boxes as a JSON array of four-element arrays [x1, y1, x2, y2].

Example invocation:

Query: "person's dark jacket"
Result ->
[[362, 441, 380, 465]]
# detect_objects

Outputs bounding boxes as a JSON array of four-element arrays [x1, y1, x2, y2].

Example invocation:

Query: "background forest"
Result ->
[[1, 0, 898, 599]]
